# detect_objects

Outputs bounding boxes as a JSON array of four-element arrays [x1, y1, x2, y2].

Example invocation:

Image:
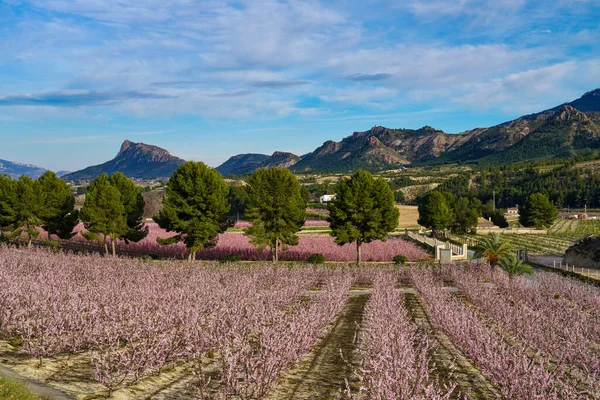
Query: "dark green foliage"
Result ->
[[451, 197, 481, 233], [154, 162, 231, 260], [499, 255, 533, 279], [244, 168, 305, 262], [519, 193, 558, 229], [417, 190, 454, 236], [221, 254, 242, 263], [0, 175, 16, 238], [393, 255, 407, 265], [227, 184, 250, 219], [394, 190, 406, 204], [1, 176, 45, 245], [37, 171, 78, 240], [80, 174, 128, 255], [307, 253, 325, 264], [109, 172, 148, 242], [328, 170, 399, 265]]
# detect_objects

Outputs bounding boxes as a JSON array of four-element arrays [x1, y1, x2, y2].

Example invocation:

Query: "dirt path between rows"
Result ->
[[267, 294, 369, 400], [403, 292, 502, 400]]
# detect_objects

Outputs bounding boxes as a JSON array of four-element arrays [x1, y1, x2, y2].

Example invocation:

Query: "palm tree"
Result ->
[[474, 233, 514, 269], [498, 254, 533, 279]]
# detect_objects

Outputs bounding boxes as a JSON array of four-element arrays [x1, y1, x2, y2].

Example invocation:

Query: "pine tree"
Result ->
[[0, 175, 16, 242], [417, 190, 454, 237], [37, 171, 78, 240], [154, 162, 230, 261], [328, 170, 399, 265], [109, 172, 148, 243], [244, 168, 305, 262], [519, 193, 558, 229], [10, 176, 45, 247], [80, 174, 128, 256]]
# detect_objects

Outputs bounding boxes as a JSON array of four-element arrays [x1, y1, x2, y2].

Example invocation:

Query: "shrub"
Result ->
[[307, 253, 325, 264], [43, 239, 62, 253], [221, 254, 242, 263], [393, 255, 407, 265]]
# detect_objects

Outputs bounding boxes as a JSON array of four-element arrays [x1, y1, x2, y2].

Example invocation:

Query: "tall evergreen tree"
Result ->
[[0, 175, 16, 241], [109, 172, 148, 243], [80, 174, 128, 256], [451, 196, 481, 234], [10, 176, 45, 247], [244, 168, 305, 262], [519, 193, 558, 229], [154, 162, 230, 261], [37, 171, 78, 240], [327, 170, 399, 265], [417, 190, 454, 237]]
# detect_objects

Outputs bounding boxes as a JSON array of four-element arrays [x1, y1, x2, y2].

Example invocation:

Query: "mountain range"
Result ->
[[61, 140, 185, 181], [0, 159, 48, 179], [4, 89, 600, 180], [218, 88, 600, 174]]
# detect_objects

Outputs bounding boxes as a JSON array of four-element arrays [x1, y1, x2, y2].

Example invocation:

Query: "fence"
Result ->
[[405, 230, 468, 261], [546, 260, 600, 280]]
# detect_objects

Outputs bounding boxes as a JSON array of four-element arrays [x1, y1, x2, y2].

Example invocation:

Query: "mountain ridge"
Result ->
[[62, 140, 185, 181], [216, 87, 599, 173], [0, 159, 47, 179]]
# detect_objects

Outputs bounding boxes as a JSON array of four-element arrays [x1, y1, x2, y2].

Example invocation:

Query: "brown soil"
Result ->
[[267, 294, 369, 400], [403, 293, 502, 400]]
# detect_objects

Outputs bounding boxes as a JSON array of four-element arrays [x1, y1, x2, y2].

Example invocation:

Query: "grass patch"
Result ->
[[0, 372, 40, 400]]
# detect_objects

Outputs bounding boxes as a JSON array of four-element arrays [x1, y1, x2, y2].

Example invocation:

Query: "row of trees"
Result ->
[[155, 163, 399, 264], [417, 189, 558, 235], [1, 163, 400, 264], [0, 172, 78, 245], [0, 171, 149, 256]]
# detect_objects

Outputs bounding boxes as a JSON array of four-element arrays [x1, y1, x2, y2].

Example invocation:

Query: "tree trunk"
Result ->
[[188, 251, 192, 262], [111, 239, 116, 258], [103, 235, 109, 256], [356, 240, 362, 266], [275, 239, 279, 263]]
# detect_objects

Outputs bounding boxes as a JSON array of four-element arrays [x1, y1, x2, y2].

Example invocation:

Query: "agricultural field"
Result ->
[[455, 219, 600, 255], [1, 248, 599, 399]]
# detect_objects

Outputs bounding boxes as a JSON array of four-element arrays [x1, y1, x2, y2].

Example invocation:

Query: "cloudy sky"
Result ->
[[1, 0, 599, 171]]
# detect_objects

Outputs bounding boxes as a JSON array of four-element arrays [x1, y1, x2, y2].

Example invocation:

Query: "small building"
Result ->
[[504, 207, 519, 220], [320, 194, 336, 203]]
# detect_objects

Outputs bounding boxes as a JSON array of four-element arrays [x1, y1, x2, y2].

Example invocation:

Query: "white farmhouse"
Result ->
[[320, 194, 336, 203]]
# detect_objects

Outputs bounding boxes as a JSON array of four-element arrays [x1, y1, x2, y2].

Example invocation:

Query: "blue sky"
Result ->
[[0, 0, 599, 171]]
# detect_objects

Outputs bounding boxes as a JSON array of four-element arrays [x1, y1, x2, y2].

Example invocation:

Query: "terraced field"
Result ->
[[454, 219, 600, 255]]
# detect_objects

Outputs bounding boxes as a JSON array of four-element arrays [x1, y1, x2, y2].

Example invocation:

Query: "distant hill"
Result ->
[[216, 153, 270, 175], [217, 151, 300, 175], [0, 159, 47, 179], [62, 140, 185, 181]]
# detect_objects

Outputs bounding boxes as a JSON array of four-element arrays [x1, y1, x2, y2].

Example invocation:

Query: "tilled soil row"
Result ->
[[267, 294, 369, 400], [403, 292, 502, 400]]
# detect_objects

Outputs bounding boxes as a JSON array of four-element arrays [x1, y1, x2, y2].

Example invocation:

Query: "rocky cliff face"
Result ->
[[564, 237, 600, 268]]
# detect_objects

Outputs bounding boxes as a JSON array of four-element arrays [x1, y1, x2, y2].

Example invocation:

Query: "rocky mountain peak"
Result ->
[[119, 139, 134, 154], [550, 105, 589, 122]]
